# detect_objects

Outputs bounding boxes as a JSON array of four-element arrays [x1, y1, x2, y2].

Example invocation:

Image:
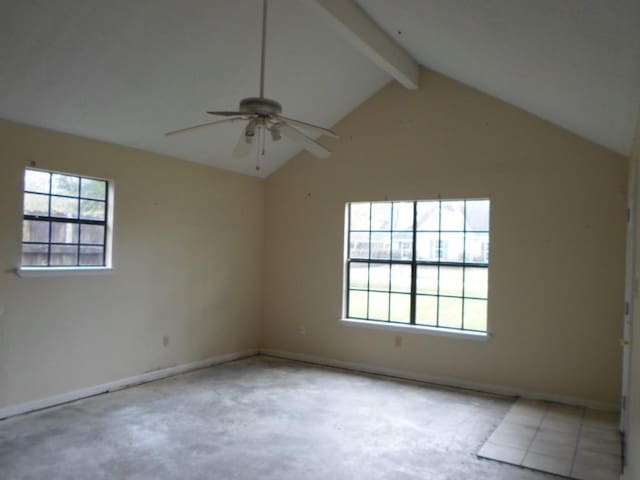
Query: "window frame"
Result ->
[[18, 167, 114, 275], [343, 198, 490, 335]]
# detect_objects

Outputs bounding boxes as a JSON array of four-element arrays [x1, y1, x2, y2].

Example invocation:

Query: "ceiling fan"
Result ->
[[165, 0, 338, 164]]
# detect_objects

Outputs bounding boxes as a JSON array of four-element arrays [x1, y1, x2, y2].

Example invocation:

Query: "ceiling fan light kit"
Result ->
[[165, 0, 338, 167]]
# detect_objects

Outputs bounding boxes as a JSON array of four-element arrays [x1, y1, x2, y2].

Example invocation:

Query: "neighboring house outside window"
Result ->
[[21, 168, 112, 268], [345, 199, 490, 332]]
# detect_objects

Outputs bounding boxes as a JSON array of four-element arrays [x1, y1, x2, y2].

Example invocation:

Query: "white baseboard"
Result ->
[[0, 348, 258, 420], [259, 348, 619, 412]]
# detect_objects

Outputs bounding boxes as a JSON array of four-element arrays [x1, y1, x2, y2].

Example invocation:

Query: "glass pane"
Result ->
[[21, 243, 48, 266], [80, 199, 105, 221], [349, 231, 369, 259], [369, 263, 390, 291], [465, 232, 489, 264], [81, 177, 107, 200], [24, 193, 49, 216], [22, 220, 49, 242], [51, 222, 79, 244], [464, 299, 487, 331], [368, 292, 389, 321], [416, 201, 439, 230], [466, 200, 490, 231], [439, 267, 463, 296], [350, 203, 370, 231], [79, 246, 104, 266], [24, 170, 50, 193], [391, 231, 413, 260], [349, 263, 368, 290], [51, 196, 78, 219], [390, 264, 411, 292], [440, 200, 465, 231], [416, 266, 438, 294], [464, 267, 488, 298], [370, 232, 390, 259], [416, 232, 439, 261], [440, 232, 464, 262], [80, 224, 105, 244], [370, 202, 392, 231], [416, 295, 437, 326], [390, 293, 411, 323], [348, 290, 368, 318], [392, 202, 413, 230], [439, 297, 462, 329], [51, 174, 79, 196], [50, 244, 78, 266]]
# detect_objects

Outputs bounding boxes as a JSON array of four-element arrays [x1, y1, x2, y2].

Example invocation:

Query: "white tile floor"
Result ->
[[478, 398, 621, 479]]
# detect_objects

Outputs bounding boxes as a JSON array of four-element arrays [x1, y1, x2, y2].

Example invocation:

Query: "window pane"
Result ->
[[370, 232, 390, 259], [50, 244, 78, 266], [370, 203, 391, 231], [392, 202, 413, 230], [464, 299, 487, 331], [464, 267, 488, 298], [390, 293, 411, 323], [25, 170, 50, 193], [24, 193, 49, 216], [390, 264, 411, 292], [79, 246, 104, 266], [22, 220, 49, 242], [465, 232, 489, 264], [369, 263, 390, 291], [439, 232, 464, 262], [51, 196, 78, 219], [51, 222, 79, 244], [350, 203, 370, 230], [438, 297, 462, 329], [440, 200, 465, 231], [80, 224, 105, 244], [466, 200, 490, 231], [349, 231, 369, 259], [349, 263, 368, 290], [368, 292, 389, 321], [416, 295, 437, 326], [391, 231, 413, 260], [51, 174, 79, 197], [439, 266, 463, 296], [416, 232, 439, 261], [416, 201, 439, 230], [80, 199, 105, 221], [81, 177, 107, 200], [21, 244, 48, 266], [348, 290, 368, 318], [417, 266, 438, 294]]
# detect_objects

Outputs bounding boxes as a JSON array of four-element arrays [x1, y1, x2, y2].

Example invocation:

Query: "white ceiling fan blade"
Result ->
[[165, 117, 245, 137], [276, 115, 338, 139], [279, 124, 331, 158], [232, 126, 255, 158]]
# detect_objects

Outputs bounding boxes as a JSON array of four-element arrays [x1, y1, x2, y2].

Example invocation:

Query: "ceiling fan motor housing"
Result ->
[[239, 97, 282, 116]]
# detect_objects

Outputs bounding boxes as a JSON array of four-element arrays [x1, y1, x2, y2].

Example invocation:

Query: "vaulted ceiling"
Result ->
[[1, 1, 639, 177]]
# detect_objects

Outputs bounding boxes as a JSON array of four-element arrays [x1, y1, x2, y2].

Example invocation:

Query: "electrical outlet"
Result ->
[[394, 335, 402, 348], [298, 326, 307, 336], [163, 335, 169, 347]]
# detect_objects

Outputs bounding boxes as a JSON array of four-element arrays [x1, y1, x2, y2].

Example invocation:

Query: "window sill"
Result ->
[[339, 318, 491, 341], [16, 267, 114, 278]]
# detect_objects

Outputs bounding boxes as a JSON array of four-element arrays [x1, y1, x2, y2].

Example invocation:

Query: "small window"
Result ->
[[345, 199, 490, 332], [21, 168, 112, 268]]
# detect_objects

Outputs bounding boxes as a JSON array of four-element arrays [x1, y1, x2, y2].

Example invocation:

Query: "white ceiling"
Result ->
[[357, 0, 640, 156], [1, 1, 639, 178]]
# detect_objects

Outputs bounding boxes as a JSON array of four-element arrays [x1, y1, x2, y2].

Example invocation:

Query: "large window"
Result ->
[[21, 168, 111, 268], [345, 199, 490, 332]]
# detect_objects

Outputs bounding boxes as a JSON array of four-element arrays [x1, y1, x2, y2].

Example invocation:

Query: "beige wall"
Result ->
[[0, 120, 263, 410], [625, 123, 640, 479], [262, 69, 627, 406]]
